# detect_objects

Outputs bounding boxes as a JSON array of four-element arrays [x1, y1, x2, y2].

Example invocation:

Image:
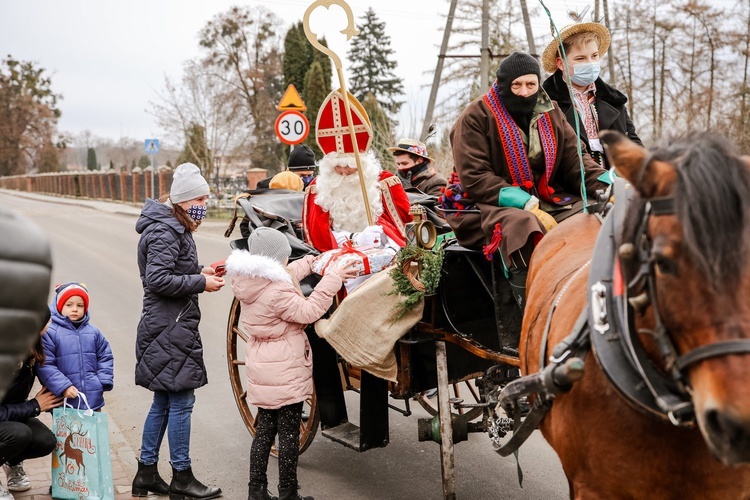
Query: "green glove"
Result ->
[[596, 169, 616, 185], [498, 187, 532, 209]]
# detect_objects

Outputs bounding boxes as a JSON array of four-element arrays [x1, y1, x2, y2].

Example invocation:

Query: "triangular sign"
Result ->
[[277, 84, 307, 111]]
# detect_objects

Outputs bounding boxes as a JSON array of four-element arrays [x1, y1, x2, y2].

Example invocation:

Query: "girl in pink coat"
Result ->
[[225, 227, 356, 500]]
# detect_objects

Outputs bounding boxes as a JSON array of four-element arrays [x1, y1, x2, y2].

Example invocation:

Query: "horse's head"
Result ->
[[601, 130, 750, 465]]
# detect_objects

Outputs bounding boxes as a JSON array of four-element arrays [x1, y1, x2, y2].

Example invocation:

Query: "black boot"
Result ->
[[278, 485, 313, 500], [132, 461, 170, 496], [169, 467, 221, 500], [248, 482, 278, 500], [508, 266, 528, 312]]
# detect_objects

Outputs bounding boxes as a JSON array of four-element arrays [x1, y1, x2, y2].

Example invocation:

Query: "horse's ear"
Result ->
[[600, 130, 675, 198]]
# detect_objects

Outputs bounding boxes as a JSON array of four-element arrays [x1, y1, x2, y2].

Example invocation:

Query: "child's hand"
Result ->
[[63, 386, 79, 399], [205, 274, 225, 292], [34, 387, 63, 411], [335, 260, 359, 281]]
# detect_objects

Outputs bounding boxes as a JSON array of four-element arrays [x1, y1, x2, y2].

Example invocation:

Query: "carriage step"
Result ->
[[321, 422, 363, 451]]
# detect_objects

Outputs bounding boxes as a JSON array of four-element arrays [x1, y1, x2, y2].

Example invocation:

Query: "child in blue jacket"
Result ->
[[37, 282, 114, 411]]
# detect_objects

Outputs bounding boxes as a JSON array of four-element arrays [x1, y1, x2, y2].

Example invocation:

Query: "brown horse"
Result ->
[[520, 131, 750, 498]]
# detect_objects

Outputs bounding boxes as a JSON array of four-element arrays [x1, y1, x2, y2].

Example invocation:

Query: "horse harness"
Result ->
[[493, 171, 750, 456]]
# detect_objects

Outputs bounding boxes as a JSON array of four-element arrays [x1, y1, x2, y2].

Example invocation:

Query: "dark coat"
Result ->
[[543, 71, 642, 164], [37, 308, 114, 410], [135, 199, 208, 393], [0, 359, 41, 422], [449, 93, 609, 259], [411, 166, 448, 197]]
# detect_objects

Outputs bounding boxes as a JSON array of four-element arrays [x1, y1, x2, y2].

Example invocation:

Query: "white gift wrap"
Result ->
[[312, 245, 397, 277]]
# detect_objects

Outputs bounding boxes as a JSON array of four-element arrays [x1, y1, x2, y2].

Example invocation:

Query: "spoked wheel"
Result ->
[[414, 379, 484, 421], [227, 297, 320, 456]]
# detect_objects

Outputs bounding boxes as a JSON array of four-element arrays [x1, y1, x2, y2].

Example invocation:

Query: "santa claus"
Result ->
[[303, 151, 411, 252], [302, 88, 411, 252]]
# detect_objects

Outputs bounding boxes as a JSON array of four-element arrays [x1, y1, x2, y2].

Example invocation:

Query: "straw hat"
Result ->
[[541, 22, 611, 73], [387, 138, 434, 164]]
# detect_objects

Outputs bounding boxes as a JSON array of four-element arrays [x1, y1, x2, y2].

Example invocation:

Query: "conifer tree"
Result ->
[[302, 61, 327, 157], [87, 147, 97, 171], [177, 123, 212, 177], [283, 23, 309, 91], [361, 92, 394, 170], [347, 8, 404, 118]]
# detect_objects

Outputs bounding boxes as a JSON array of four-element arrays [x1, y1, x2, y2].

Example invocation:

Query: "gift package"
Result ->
[[312, 242, 396, 277]]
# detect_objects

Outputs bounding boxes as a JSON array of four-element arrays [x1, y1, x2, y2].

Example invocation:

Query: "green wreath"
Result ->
[[389, 244, 444, 319]]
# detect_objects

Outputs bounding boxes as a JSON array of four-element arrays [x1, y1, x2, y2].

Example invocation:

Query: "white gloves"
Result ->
[[353, 225, 387, 248]]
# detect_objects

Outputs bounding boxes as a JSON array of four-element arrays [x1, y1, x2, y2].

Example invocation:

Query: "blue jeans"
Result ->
[[139, 390, 195, 471]]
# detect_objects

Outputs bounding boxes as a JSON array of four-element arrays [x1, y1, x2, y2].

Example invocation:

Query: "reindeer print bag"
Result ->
[[51, 395, 114, 499]]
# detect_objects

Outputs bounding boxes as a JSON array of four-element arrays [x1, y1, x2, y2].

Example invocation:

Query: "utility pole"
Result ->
[[603, 0, 616, 84], [422, 0, 458, 141], [480, 0, 490, 90], [519, 0, 536, 56]]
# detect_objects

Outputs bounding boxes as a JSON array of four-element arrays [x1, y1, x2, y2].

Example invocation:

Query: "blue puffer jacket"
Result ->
[[37, 308, 114, 410], [135, 199, 208, 392]]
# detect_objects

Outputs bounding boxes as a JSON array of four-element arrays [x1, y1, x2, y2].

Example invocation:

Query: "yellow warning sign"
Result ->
[[277, 84, 307, 111]]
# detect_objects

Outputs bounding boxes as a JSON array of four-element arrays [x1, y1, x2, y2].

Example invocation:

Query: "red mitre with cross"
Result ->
[[316, 89, 372, 155]]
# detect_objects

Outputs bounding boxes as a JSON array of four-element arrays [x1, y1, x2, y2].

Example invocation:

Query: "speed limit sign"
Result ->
[[275, 110, 309, 145]]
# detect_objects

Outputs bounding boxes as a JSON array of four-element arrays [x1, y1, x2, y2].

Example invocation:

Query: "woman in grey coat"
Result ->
[[132, 163, 225, 500]]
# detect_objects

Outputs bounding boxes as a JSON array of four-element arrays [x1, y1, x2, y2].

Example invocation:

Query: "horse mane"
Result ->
[[621, 131, 750, 290]]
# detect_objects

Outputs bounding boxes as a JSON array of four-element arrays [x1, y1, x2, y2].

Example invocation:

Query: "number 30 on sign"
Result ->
[[275, 110, 309, 145]]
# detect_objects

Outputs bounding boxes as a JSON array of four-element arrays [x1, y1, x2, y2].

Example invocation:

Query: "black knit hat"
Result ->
[[287, 145, 316, 171], [495, 52, 541, 91]]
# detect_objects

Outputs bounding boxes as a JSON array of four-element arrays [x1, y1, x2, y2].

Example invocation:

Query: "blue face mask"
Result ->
[[570, 62, 600, 86], [301, 175, 314, 185], [186, 205, 207, 221]]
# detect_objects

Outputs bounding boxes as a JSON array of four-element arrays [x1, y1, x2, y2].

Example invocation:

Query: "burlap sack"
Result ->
[[314, 269, 424, 382]]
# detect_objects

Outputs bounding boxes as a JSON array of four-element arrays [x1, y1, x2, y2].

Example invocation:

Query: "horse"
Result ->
[[520, 130, 750, 498]]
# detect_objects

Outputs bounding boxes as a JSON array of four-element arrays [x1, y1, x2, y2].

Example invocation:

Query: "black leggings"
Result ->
[[0, 418, 56, 466], [249, 402, 302, 489]]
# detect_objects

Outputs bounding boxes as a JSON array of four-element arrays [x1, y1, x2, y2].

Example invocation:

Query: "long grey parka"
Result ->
[[135, 199, 208, 392]]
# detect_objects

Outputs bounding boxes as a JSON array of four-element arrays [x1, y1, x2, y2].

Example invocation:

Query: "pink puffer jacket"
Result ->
[[225, 250, 344, 409]]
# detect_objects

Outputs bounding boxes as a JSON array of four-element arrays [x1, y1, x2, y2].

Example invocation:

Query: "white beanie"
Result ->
[[170, 163, 210, 204], [247, 227, 292, 264]]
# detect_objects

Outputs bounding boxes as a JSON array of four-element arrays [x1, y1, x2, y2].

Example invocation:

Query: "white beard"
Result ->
[[315, 152, 383, 234]]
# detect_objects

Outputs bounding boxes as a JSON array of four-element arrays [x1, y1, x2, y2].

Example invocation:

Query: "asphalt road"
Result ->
[[4, 191, 568, 500]]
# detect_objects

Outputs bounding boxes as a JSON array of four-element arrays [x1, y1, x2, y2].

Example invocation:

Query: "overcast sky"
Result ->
[[1, 0, 615, 146]]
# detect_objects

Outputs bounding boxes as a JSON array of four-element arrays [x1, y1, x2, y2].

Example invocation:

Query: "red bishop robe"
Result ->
[[303, 171, 412, 252]]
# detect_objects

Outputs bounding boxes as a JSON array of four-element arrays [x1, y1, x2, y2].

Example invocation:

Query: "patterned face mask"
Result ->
[[186, 205, 207, 221]]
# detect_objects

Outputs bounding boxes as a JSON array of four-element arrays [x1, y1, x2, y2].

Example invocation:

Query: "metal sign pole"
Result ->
[[150, 155, 155, 200]]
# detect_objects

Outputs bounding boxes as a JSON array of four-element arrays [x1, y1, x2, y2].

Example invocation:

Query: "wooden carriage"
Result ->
[[223, 190, 523, 499]]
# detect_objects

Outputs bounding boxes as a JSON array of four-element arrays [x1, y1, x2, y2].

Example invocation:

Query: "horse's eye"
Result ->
[[653, 255, 677, 275]]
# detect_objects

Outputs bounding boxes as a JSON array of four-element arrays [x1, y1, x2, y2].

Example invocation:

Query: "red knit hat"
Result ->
[[55, 282, 89, 314]]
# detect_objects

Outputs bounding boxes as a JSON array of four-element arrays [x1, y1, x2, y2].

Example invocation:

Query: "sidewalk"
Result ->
[[10, 411, 136, 499]]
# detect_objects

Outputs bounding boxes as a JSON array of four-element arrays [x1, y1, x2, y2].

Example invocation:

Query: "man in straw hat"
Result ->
[[388, 138, 447, 197], [303, 89, 411, 253], [448, 52, 611, 311], [542, 21, 641, 168]]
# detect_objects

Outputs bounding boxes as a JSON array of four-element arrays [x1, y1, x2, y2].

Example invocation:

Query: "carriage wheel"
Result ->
[[227, 297, 320, 456], [414, 380, 484, 422]]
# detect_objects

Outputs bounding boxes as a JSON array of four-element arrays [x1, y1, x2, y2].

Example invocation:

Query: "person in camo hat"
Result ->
[[447, 52, 611, 311]]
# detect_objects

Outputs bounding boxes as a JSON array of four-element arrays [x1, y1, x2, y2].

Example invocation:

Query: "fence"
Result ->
[[0, 167, 269, 204]]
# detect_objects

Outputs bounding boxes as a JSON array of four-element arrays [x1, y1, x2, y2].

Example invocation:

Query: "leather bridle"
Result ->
[[624, 154, 750, 424]]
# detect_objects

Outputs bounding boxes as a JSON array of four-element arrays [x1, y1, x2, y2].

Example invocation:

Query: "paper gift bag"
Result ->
[[51, 396, 114, 500], [312, 241, 396, 277]]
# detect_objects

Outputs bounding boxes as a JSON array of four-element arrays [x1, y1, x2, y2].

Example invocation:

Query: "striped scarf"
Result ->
[[483, 82, 558, 202]]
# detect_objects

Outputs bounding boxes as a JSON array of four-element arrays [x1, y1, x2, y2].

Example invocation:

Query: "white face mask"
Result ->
[[570, 62, 601, 86]]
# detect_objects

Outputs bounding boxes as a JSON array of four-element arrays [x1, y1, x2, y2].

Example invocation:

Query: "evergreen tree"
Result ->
[[313, 37, 332, 94], [138, 155, 151, 169], [86, 147, 97, 170], [347, 8, 404, 117], [177, 123, 212, 175], [109, 159, 114, 170], [302, 61, 328, 157], [283, 22, 309, 91], [361, 92, 394, 170], [37, 142, 60, 173]]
